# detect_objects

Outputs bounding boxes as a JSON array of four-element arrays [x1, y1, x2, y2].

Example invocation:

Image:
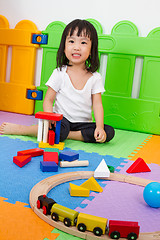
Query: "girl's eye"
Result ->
[[69, 40, 74, 43], [81, 41, 87, 44]]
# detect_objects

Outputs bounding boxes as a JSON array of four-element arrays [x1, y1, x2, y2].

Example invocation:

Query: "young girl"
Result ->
[[0, 19, 115, 143]]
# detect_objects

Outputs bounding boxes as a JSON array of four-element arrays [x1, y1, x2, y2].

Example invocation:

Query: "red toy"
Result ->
[[13, 155, 31, 168], [48, 130, 55, 145], [43, 152, 58, 164], [126, 158, 151, 173], [35, 112, 63, 121], [108, 220, 140, 239], [17, 148, 44, 157]]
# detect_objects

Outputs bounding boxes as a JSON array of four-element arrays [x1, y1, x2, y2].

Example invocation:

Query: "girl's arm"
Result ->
[[92, 93, 106, 143], [43, 86, 57, 113], [43, 86, 57, 127]]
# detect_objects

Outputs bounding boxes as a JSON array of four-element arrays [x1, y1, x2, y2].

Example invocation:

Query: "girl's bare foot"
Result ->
[[0, 122, 38, 137]]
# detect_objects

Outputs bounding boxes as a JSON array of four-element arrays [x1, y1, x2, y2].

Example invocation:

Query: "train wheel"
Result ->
[[51, 212, 59, 221], [42, 206, 47, 215], [37, 200, 41, 209], [110, 231, 120, 239], [77, 223, 86, 232], [64, 218, 71, 227], [127, 232, 138, 240], [93, 227, 103, 236]]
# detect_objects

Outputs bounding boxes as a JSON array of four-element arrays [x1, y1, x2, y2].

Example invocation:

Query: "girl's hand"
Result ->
[[49, 120, 56, 130], [94, 127, 106, 143]]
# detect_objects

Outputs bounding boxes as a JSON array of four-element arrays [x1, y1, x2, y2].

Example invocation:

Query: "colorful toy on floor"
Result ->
[[13, 148, 44, 168], [126, 157, 151, 173], [94, 159, 110, 178], [143, 182, 160, 208], [60, 160, 89, 167], [13, 155, 31, 168], [80, 177, 103, 193], [35, 111, 64, 150], [59, 150, 79, 162], [17, 148, 44, 157], [69, 183, 90, 197], [40, 149, 59, 172]]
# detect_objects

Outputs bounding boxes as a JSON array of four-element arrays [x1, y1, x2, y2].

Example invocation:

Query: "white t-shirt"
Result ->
[[45, 66, 105, 122]]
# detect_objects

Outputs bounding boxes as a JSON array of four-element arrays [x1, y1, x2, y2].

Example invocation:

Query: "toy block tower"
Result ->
[[35, 112, 64, 149]]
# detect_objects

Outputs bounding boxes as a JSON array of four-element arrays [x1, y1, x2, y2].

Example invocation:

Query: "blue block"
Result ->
[[26, 89, 43, 100], [59, 151, 79, 162], [32, 34, 48, 44], [40, 161, 58, 172], [55, 120, 61, 144]]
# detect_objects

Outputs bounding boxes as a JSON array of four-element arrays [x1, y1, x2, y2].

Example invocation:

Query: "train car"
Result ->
[[76, 212, 108, 236], [51, 203, 79, 227], [108, 220, 140, 240], [37, 195, 56, 215]]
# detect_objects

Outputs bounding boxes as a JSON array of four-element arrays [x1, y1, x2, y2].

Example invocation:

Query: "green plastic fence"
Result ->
[[35, 19, 160, 135]]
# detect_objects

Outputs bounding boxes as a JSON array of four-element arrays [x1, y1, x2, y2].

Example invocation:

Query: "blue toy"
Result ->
[[59, 151, 79, 162], [32, 34, 48, 44], [26, 89, 43, 100], [40, 161, 58, 172], [143, 182, 160, 208]]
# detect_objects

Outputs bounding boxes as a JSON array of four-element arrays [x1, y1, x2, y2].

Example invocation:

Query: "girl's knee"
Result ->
[[59, 118, 70, 142], [104, 125, 115, 142]]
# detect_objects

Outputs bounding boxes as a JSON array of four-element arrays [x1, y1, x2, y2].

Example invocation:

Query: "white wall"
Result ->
[[1, 0, 160, 86]]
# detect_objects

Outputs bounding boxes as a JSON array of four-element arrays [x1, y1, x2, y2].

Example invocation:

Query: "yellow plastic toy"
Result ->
[[69, 183, 90, 197], [76, 212, 108, 236], [80, 177, 103, 193], [0, 15, 40, 115], [38, 141, 64, 150]]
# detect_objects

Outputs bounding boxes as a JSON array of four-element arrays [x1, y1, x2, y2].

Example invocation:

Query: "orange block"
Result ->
[[0, 197, 59, 240]]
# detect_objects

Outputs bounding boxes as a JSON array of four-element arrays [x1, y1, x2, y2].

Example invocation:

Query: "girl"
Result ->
[[0, 19, 114, 143]]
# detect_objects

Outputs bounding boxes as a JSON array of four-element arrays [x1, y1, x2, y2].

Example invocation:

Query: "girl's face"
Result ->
[[64, 28, 92, 68]]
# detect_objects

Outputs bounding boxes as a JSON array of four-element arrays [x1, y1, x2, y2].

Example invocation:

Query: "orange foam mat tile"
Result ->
[[128, 135, 160, 165], [0, 197, 59, 240]]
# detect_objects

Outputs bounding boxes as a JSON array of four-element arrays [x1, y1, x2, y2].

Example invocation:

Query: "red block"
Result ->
[[13, 155, 31, 168], [43, 152, 59, 164], [17, 148, 44, 157], [35, 111, 63, 121], [126, 157, 151, 173], [49, 130, 55, 145]]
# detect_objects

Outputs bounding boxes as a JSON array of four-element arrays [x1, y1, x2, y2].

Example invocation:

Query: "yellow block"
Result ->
[[80, 177, 103, 193], [69, 183, 90, 197], [39, 141, 65, 150]]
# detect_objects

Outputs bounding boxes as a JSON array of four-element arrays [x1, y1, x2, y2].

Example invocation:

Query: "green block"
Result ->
[[44, 148, 59, 153]]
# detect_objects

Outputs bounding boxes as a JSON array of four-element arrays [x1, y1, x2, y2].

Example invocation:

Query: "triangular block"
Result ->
[[69, 183, 90, 197], [126, 158, 151, 173], [13, 155, 31, 168], [80, 177, 103, 192], [94, 159, 110, 178]]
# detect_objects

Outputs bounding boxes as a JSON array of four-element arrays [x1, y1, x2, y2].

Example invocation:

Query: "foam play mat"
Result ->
[[0, 111, 160, 240]]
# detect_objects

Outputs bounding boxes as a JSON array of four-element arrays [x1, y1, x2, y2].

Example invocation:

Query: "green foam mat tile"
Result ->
[[63, 129, 150, 158]]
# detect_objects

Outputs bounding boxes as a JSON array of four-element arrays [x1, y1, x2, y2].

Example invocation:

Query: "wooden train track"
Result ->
[[29, 171, 160, 240]]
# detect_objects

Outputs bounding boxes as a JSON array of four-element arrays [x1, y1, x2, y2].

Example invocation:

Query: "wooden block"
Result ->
[[69, 183, 90, 197], [38, 141, 64, 150], [35, 111, 63, 121], [60, 160, 89, 168], [17, 148, 44, 157], [80, 177, 103, 192], [94, 159, 110, 178], [13, 155, 31, 168], [37, 119, 43, 142], [43, 152, 58, 164], [40, 161, 58, 172], [59, 151, 79, 161], [48, 130, 55, 145]]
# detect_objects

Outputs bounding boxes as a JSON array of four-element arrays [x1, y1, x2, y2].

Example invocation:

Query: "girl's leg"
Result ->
[[0, 122, 38, 137], [67, 130, 84, 141]]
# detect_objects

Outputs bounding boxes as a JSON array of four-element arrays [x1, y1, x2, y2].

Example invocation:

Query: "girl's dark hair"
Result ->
[[56, 19, 99, 72]]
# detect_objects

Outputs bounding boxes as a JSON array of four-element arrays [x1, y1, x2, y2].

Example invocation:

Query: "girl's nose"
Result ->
[[74, 44, 80, 50]]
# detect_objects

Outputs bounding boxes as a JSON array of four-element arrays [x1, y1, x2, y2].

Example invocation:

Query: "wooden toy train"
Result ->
[[37, 195, 140, 240]]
